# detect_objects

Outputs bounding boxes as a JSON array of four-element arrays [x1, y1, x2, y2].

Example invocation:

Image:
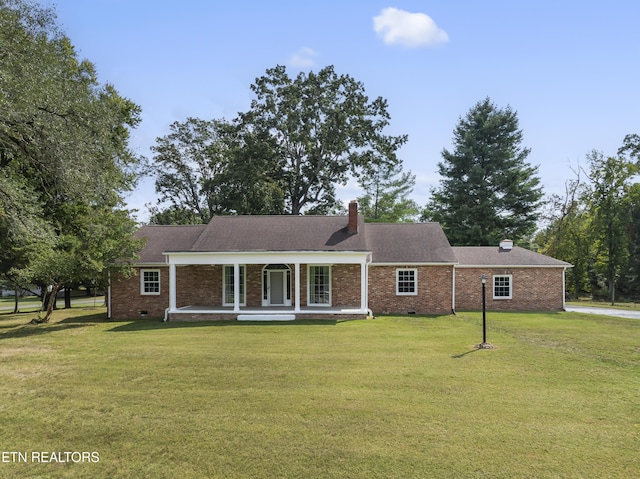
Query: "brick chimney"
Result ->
[[347, 201, 358, 234]]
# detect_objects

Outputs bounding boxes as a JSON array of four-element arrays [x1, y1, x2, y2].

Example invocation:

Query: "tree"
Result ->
[[239, 65, 407, 215], [151, 118, 231, 224], [424, 98, 543, 245], [357, 162, 419, 222], [0, 0, 144, 321], [584, 150, 638, 304], [150, 117, 285, 223], [619, 133, 640, 166], [535, 170, 592, 299]]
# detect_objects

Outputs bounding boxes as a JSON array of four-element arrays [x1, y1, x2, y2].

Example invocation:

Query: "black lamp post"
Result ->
[[479, 274, 493, 349], [481, 274, 487, 344]]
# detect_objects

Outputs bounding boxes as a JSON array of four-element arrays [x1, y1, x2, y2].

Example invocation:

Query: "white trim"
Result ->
[[262, 265, 292, 307], [493, 274, 513, 300], [164, 251, 369, 266], [169, 264, 176, 310], [294, 263, 301, 313], [563, 266, 567, 309], [396, 268, 418, 296], [360, 260, 367, 313], [140, 269, 161, 295], [455, 264, 569, 269], [451, 265, 456, 312], [370, 262, 457, 267], [222, 265, 246, 307], [307, 264, 332, 307]]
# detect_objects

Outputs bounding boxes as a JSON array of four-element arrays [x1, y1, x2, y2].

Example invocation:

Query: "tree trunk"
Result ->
[[610, 279, 616, 306], [35, 284, 63, 323], [64, 287, 72, 309], [13, 286, 19, 314]]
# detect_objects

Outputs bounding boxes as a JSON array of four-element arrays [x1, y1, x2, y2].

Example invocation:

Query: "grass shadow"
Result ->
[[108, 318, 340, 332], [451, 348, 480, 359], [0, 323, 88, 340], [58, 311, 110, 324]]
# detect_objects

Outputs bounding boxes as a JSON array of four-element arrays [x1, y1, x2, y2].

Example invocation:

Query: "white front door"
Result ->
[[269, 271, 285, 305]]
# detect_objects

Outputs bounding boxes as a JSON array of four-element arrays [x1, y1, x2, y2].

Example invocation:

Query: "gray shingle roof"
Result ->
[[134, 217, 568, 268], [365, 223, 457, 263], [453, 246, 571, 267], [190, 215, 368, 252], [135, 225, 206, 263]]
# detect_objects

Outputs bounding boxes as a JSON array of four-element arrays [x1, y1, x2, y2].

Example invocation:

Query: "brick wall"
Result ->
[[368, 265, 454, 315], [332, 264, 362, 307], [110, 263, 364, 319], [176, 265, 220, 307], [110, 267, 169, 319], [454, 267, 565, 311]]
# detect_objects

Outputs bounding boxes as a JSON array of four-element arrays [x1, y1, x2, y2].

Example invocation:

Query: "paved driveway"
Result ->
[[565, 305, 640, 320]]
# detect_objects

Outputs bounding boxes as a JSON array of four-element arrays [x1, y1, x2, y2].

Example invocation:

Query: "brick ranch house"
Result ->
[[108, 202, 571, 321]]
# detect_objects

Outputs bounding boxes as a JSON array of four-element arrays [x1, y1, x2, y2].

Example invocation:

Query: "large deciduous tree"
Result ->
[[535, 170, 592, 299], [150, 65, 408, 220], [0, 0, 143, 321], [239, 65, 408, 215], [424, 98, 543, 245], [584, 150, 638, 304], [150, 117, 285, 223]]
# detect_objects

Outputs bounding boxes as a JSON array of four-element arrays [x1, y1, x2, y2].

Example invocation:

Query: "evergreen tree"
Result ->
[[424, 98, 543, 245], [357, 162, 419, 222]]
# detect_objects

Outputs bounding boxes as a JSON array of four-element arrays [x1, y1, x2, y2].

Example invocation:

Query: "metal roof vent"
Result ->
[[499, 239, 513, 251]]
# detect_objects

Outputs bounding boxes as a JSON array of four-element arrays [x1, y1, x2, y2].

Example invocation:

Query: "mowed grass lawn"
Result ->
[[0, 308, 638, 478]]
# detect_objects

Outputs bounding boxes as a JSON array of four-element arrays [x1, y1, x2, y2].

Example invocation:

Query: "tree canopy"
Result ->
[[424, 98, 543, 245], [0, 0, 143, 320], [150, 65, 408, 220], [536, 145, 640, 303], [357, 161, 419, 222]]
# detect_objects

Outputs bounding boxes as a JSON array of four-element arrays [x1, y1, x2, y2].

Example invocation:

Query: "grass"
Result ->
[[0, 308, 638, 478], [566, 298, 639, 310]]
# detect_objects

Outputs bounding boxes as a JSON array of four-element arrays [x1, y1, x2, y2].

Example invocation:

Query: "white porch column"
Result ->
[[294, 263, 301, 313], [233, 263, 240, 313], [360, 259, 367, 313], [169, 263, 177, 311]]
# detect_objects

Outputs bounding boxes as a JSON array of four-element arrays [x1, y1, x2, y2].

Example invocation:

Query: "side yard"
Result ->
[[0, 308, 638, 478]]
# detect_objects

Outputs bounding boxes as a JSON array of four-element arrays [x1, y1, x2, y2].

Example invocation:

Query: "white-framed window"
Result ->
[[308, 265, 331, 306], [396, 268, 418, 296], [141, 269, 160, 295], [493, 275, 512, 299], [223, 265, 246, 306]]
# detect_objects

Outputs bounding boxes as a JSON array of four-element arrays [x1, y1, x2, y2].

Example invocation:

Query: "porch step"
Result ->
[[237, 314, 296, 322]]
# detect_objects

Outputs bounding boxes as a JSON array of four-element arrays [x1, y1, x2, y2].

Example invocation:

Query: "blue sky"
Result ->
[[51, 0, 640, 221]]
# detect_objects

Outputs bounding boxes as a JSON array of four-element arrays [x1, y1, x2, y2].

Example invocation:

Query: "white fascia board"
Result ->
[[164, 251, 371, 265], [454, 264, 571, 269], [369, 262, 457, 267]]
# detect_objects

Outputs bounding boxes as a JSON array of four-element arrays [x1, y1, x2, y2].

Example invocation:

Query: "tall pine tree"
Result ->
[[424, 98, 543, 245], [357, 162, 419, 222]]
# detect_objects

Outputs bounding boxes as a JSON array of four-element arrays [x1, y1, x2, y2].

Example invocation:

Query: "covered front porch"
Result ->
[[168, 305, 369, 321], [163, 251, 371, 321]]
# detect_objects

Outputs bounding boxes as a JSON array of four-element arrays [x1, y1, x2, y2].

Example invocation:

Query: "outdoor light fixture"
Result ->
[[478, 274, 493, 349]]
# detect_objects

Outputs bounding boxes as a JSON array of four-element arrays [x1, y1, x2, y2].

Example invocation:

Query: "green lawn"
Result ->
[[0, 308, 638, 478], [566, 299, 639, 310]]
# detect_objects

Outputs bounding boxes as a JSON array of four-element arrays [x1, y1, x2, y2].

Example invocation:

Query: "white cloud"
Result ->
[[373, 7, 448, 48], [289, 47, 320, 68]]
